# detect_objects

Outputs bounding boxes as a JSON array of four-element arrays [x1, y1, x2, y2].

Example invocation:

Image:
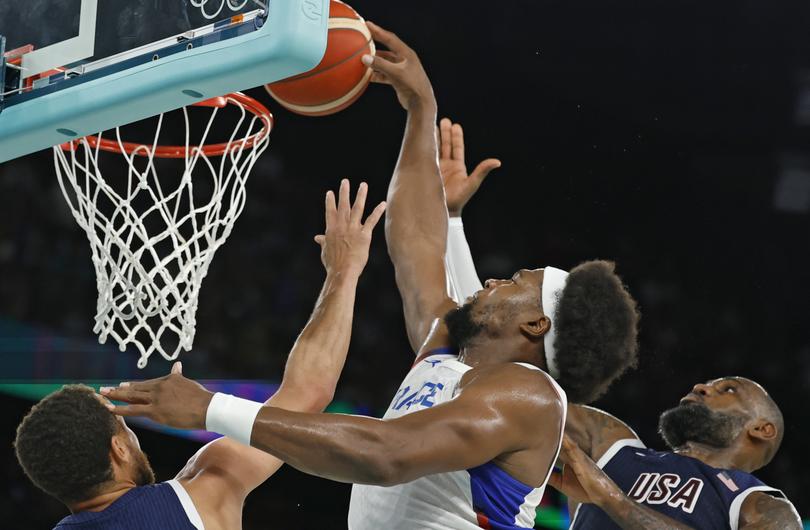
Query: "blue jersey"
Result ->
[[571, 439, 783, 530], [54, 480, 203, 530]]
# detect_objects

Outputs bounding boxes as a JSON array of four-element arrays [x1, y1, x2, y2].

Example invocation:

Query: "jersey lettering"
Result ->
[[392, 382, 445, 411], [667, 478, 704, 514], [628, 473, 659, 501], [646, 474, 680, 504], [627, 473, 705, 514]]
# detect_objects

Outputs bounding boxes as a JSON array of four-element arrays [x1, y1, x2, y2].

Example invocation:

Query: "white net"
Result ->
[[53, 94, 272, 368]]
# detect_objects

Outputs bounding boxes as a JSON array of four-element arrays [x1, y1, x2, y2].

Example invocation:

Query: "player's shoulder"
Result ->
[[460, 362, 565, 415], [739, 491, 801, 529]]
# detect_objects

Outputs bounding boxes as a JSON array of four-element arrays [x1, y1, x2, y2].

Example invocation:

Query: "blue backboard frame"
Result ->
[[0, 0, 329, 163]]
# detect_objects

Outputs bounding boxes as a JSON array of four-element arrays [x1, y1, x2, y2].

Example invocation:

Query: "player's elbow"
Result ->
[[346, 431, 410, 486], [273, 381, 335, 413], [375, 454, 421, 487], [356, 458, 402, 487], [297, 385, 335, 413], [359, 454, 408, 487]]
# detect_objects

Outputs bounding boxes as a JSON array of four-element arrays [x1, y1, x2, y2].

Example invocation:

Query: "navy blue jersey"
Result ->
[[571, 440, 783, 530], [54, 480, 202, 530]]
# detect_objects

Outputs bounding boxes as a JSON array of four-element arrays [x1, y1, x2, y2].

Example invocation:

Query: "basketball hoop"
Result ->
[[53, 92, 273, 368]]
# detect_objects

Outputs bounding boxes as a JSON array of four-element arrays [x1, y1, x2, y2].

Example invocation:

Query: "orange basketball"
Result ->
[[265, 0, 374, 117]]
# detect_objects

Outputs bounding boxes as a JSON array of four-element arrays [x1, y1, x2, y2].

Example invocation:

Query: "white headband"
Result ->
[[541, 266, 569, 379]]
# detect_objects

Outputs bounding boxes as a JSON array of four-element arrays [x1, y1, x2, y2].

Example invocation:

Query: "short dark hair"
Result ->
[[14, 384, 120, 504], [552, 260, 640, 404]]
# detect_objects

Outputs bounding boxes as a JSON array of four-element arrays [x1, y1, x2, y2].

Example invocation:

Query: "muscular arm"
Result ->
[[248, 364, 563, 486], [739, 492, 802, 530], [106, 355, 564, 488], [596, 493, 696, 529], [565, 404, 640, 461], [365, 24, 457, 352], [175, 272, 359, 498], [552, 437, 694, 530], [439, 118, 500, 303], [171, 181, 384, 525]]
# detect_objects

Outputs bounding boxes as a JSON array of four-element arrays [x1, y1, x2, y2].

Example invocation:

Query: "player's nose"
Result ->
[[691, 383, 712, 397]]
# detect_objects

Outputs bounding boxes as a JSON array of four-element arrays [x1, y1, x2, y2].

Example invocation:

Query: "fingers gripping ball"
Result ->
[[265, 0, 374, 116]]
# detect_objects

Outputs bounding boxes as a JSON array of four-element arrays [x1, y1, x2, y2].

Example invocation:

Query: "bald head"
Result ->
[[735, 377, 784, 465]]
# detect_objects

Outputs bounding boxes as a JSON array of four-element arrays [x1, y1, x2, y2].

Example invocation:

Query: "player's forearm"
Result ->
[[385, 102, 446, 265], [566, 405, 639, 461], [271, 272, 359, 411], [599, 493, 695, 530], [445, 217, 483, 302], [250, 407, 399, 485]]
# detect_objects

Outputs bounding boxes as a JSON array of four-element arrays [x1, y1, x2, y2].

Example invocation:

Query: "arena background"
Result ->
[[2, 0, 809, 528]]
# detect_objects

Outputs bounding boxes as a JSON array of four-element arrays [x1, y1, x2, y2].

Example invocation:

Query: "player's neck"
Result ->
[[675, 442, 750, 472], [458, 335, 544, 369], [68, 482, 136, 514]]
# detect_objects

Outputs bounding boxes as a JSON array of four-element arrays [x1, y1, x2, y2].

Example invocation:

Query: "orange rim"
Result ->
[[60, 92, 273, 158]]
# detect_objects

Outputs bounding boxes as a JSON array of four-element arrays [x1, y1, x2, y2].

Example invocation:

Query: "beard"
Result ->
[[132, 448, 156, 486], [658, 402, 747, 450], [444, 302, 484, 349]]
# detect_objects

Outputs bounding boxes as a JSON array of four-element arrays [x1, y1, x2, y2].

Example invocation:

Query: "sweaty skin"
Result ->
[[104, 21, 567, 495], [431, 121, 800, 530]]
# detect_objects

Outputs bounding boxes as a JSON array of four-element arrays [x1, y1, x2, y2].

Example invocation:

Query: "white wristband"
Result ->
[[205, 392, 263, 446]]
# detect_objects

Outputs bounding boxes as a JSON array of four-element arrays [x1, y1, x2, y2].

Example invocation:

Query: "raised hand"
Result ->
[[100, 362, 212, 430], [438, 118, 501, 217], [314, 179, 386, 278], [361, 21, 435, 111]]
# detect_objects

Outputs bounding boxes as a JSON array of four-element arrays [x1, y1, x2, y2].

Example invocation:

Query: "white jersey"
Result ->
[[348, 351, 567, 530]]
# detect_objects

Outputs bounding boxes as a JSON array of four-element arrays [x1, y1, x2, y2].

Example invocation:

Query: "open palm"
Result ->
[[438, 118, 501, 216]]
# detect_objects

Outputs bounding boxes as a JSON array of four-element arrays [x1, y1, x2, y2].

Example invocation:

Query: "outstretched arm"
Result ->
[[363, 23, 456, 353], [121, 181, 385, 522], [104, 363, 563, 488], [438, 118, 499, 302], [550, 436, 695, 530], [739, 492, 801, 530]]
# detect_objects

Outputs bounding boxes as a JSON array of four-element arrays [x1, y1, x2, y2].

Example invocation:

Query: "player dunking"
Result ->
[[434, 119, 802, 529], [13, 181, 385, 530], [102, 22, 641, 529]]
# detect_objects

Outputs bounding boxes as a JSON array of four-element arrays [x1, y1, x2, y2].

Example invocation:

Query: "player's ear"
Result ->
[[109, 431, 131, 466], [519, 315, 550, 341], [747, 419, 777, 443]]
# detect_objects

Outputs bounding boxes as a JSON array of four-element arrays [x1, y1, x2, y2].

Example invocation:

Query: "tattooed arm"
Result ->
[[550, 437, 695, 530], [565, 404, 641, 461], [739, 492, 801, 530]]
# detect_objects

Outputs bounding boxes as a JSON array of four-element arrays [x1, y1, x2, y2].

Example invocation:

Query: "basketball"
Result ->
[[264, 0, 374, 117]]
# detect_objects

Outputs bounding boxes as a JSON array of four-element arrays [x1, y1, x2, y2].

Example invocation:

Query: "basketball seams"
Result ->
[[264, 1, 374, 116], [267, 33, 372, 85], [268, 66, 372, 116]]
